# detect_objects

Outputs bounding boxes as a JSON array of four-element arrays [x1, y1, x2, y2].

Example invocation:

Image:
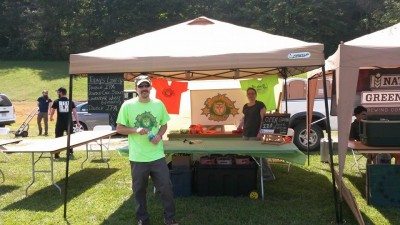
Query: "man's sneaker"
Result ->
[[164, 219, 179, 225], [137, 219, 150, 225]]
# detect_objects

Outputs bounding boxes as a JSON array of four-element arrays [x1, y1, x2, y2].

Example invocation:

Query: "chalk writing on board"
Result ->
[[88, 73, 124, 127], [260, 113, 290, 135]]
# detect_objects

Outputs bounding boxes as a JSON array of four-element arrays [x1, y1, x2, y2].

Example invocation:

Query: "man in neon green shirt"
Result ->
[[116, 75, 178, 225], [240, 75, 279, 112]]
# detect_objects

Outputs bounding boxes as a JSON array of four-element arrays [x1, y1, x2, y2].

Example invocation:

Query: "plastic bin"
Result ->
[[170, 167, 192, 197], [361, 120, 400, 147], [194, 163, 257, 197]]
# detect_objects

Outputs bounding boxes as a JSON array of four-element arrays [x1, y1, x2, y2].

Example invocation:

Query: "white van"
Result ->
[[0, 94, 16, 127]]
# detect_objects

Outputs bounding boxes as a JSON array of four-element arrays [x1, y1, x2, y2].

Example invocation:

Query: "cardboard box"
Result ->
[[172, 155, 192, 168]]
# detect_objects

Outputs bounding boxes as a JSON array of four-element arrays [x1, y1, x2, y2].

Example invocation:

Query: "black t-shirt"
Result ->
[[52, 97, 75, 125], [37, 96, 52, 113], [349, 119, 362, 141], [242, 100, 265, 137]]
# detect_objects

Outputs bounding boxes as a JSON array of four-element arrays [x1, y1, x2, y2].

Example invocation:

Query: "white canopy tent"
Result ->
[[307, 23, 400, 225], [65, 16, 335, 220], [308, 22, 400, 181], [70, 17, 324, 78]]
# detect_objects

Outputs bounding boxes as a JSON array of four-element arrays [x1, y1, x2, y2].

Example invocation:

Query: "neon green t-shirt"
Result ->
[[116, 98, 170, 162], [240, 76, 279, 111]]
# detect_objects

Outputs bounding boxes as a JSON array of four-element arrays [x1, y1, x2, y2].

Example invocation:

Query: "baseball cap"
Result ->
[[56, 87, 67, 95], [135, 75, 151, 86]]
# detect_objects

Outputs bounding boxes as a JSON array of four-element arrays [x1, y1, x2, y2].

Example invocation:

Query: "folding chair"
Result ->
[[81, 125, 112, 169]]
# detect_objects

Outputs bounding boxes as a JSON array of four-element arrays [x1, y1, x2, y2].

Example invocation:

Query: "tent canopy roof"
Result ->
[[308, 22, 400, 80], [70, 17, 324, 80]]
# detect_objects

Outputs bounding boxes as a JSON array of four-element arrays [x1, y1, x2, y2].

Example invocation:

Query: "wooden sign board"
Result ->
[[88, 74, 124, 126], [370, 69, 400, 90], [260, 113, 290, 135]]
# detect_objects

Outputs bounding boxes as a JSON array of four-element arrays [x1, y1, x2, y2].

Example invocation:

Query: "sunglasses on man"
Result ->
[[138, 83, 150, 88]]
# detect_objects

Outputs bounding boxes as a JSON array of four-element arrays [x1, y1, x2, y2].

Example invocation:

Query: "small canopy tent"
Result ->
[[307, 22, 400, 182], [66, 16, 334, 220], [307, 23, 400, 224]]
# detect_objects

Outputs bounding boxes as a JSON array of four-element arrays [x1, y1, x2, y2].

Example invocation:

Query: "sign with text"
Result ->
[[367, 107, 400, 115], [88, 74, 124, 126], [260, 113, 290, 135], [370, 73, 400, 89], [361, 91, 400, 107]]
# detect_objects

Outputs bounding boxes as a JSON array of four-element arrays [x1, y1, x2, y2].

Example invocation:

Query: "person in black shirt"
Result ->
[[238, 87, 266, 140], [349, 106, 367, 141], [37, 90, 52, 136], [50, 87, 80, 159], [237, 88, 274, 181]]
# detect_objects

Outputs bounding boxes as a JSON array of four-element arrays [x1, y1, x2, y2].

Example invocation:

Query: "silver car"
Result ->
[[75, 102, 109, 130], [75, 90, 138, 130], [0, 94, 16, 127]]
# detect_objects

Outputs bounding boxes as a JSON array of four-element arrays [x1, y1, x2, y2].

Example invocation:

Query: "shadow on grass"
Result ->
[[101, 165, 360, 225], [101, 195, 135, 225], [345, 169, 400, 225], [3, 168, 118, 212], [0, 185, 19, 197]]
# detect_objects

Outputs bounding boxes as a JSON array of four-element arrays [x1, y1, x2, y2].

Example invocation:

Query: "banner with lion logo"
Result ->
[[190, 89, 247, 125]]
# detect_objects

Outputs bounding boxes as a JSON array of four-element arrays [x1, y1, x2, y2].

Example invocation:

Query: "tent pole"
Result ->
[[306, 79, 310, 166], [322, 66, 341, 224], [63, 74, 74, 218], [283, 69, 288, 114]]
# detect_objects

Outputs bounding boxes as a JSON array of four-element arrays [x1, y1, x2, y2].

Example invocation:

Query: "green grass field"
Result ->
[[0, 151, 399, 225], [0, 61, 88, 101]]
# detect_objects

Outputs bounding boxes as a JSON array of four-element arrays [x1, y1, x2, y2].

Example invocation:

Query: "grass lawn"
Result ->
[[1, 148, 399, 225], [0, 61, 135, 102]]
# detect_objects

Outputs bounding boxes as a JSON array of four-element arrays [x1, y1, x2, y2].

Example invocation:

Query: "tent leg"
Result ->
[[322, 66, 342, 223], [63, 74, 74, 218]]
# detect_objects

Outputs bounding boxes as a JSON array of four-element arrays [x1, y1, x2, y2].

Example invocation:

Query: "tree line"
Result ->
[[0, 0, 398, 60]]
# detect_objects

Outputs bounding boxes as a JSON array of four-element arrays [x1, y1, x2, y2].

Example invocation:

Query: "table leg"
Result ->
[[25, 153, 61, 196], [351, 149, 362, 174], [0, 169, 4, 183], [100, 139, 110, 169], [50, 154, 62, 194], [25, 153, 36, 196], [81, 144, 89, 169]]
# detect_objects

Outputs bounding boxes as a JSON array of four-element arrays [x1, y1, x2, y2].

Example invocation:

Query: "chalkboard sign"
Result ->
[[88, 74, 124, 127], [260, 113, 290, 135]]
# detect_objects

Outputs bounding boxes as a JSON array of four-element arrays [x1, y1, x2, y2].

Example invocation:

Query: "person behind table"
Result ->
[[116, 75, 178, 225], [37, 90, 52, 136], [349, 106, 400, 164], [237, 87, 275, 181], [349, 106, 367, 141], [237, 87, 266, 140], [49, 87, 80, 159]]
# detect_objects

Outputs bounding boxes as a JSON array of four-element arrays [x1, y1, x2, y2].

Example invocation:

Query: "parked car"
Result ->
[[75, 90, 138, 130], [0, 94, 16, 127], [280, 78, 337, 152], [75, 102, 109, 130]]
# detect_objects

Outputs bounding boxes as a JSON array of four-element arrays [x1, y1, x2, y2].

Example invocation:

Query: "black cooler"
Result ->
[[361, 117, 400, 147]]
